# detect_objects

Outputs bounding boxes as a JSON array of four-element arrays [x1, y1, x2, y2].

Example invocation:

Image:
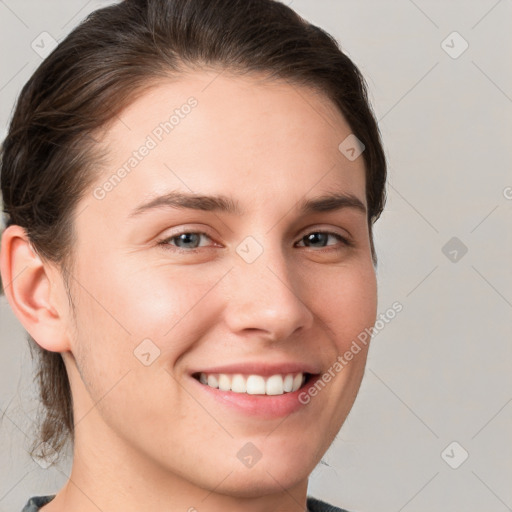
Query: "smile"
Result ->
[[192, 372, 310, 396]]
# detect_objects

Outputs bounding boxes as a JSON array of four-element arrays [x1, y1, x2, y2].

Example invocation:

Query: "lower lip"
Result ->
[[189, 374, 321, 418]]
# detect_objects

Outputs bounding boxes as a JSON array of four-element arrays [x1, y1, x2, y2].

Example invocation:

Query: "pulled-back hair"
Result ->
[[0, 0, 386, 463]]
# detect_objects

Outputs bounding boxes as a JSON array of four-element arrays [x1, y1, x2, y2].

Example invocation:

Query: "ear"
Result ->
[[1, 225, 72, 352]]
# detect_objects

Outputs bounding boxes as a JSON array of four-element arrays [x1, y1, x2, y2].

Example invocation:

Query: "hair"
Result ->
[[0, 0, 386, 464]]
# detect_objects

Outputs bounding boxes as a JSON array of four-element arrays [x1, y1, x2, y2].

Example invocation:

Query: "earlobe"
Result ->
[[0, 225, 71, 353]]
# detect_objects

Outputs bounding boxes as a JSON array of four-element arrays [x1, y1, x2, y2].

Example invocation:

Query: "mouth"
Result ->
[[191, 371, 315, 396], [188, 362, 323, 417]]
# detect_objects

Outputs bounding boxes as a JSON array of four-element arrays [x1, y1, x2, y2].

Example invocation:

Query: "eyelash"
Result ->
[[157, 229, 353, 253]]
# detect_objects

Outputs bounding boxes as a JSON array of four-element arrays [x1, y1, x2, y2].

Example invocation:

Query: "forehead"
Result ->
[[85, 70, 366, 221]]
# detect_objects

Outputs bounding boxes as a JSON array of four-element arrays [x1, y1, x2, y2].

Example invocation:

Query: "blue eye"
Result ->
[[158, 229, 351, 252], [159, 231, 212, 250]]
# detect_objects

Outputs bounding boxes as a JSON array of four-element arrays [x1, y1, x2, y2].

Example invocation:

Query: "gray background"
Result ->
[[1, 1, 511, 511]]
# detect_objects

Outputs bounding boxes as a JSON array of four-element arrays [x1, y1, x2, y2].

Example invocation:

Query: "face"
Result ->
[[61, 70, 377, 496]]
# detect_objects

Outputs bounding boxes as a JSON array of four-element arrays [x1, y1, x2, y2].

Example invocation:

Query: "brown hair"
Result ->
[[0, 0, 386, 464]]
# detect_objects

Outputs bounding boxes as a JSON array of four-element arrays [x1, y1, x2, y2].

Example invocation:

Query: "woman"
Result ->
[[0, 0, 386, 511]]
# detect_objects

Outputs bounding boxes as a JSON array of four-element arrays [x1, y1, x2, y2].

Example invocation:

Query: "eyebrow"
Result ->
[[128, 190, 367, 218]]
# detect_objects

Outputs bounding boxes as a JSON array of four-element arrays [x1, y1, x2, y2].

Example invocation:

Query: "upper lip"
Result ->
[[189, 361, 321, 377]]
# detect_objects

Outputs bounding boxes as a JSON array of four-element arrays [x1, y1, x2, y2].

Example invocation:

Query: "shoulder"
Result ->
[[20, 495, 56, 512], [307, 495, 353, 512]]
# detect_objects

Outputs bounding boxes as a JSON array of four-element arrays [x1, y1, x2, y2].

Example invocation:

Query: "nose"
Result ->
[[222, 243, 314, 343]]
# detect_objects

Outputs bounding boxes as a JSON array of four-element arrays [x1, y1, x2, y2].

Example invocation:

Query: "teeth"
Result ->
[[207, 374, 218, 388], [283, 374, 294, 392], [266, 374, 284, 395], [231, 374, 246, 393], [218, 373, 231, 391], [292, 373, 303, 392], [246, 375, 266, 394], [196, 372, 306, 395]]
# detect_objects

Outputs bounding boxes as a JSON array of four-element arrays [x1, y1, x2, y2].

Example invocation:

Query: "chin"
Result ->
[[213, 466, 310, 499]]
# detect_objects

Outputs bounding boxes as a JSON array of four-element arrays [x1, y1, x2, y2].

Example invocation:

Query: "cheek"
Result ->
[[315, 262, 377, 348], [73, 253, 230, 364]]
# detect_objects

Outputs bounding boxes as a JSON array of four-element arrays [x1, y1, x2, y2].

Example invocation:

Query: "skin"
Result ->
[[1, 69, 377, 512]]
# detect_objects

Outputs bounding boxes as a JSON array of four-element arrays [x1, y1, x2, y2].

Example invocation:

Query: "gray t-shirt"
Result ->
[[21, 494, 352, 512]]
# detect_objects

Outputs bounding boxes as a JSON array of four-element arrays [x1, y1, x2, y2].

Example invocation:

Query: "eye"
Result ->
[[158, 231, 214, 251], [157, 228, 352, 253], [295, 230, 352, 249]]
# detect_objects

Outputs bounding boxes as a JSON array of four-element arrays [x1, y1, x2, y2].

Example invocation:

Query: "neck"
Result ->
[[45, 421, 310, 512]]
